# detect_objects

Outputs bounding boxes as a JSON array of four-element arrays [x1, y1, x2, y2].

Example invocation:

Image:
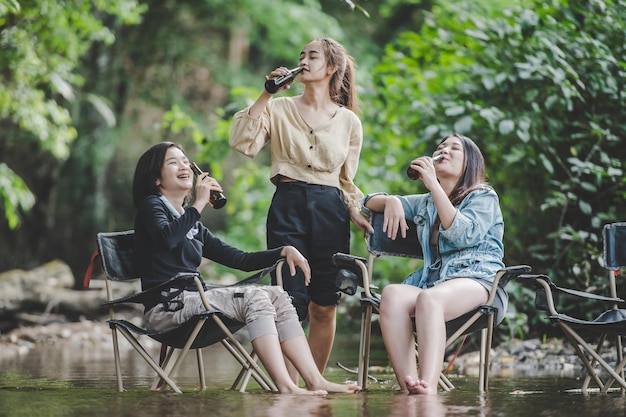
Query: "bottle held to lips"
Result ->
[[406, 154, 444, 180], [264, 66, 304, 94], [190, 162, 227, 209]]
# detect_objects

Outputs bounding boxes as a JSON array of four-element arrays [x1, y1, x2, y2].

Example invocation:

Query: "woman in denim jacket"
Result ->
[[363, 133, 505, 395]]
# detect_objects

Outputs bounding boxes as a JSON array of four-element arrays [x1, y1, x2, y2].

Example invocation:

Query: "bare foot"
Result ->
[[308, 380, 362, 394], [405, 376, 435, 395], [278, 385, 328, 395]]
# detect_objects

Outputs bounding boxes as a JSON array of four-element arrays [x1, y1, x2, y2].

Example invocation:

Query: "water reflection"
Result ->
[[251, 395, 334, 417], [2, 336, 626, 417], [385, 394, 448, 417]]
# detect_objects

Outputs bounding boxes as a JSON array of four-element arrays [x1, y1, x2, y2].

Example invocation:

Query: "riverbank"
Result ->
[[0, 317, 617, 380]]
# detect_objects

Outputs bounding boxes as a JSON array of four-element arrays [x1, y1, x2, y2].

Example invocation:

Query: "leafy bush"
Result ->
[[359, 0, 626, 338]]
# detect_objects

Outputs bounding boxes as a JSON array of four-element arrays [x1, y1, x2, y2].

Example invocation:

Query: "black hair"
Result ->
[[443, 134, 487, 206], [132, 142, 185, 209]]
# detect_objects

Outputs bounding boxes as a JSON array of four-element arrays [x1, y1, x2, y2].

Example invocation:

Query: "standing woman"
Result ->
[[363, 134, 506, 395], [230, 37, 372, 374]]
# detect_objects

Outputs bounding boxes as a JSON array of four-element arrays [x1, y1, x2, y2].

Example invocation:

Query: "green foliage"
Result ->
[[360, 0, 626, 333], [0, 0, 146, 229], [0, 0, 20, 15], [3, 0, 622, 343], [0, 163, 35, 228]]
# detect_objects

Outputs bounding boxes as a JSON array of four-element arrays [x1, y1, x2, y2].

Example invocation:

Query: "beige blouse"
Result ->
[[230, 96, 364, 208]]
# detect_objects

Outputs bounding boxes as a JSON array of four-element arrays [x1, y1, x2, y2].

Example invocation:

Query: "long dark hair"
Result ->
[[315, 37, 358, 114], [444, 134, 487, 206], [132, 142, 184, 209]]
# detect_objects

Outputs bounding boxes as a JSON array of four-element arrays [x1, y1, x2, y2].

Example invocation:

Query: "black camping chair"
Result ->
[[333, 211, 531, 392], [515, 222, 626, 393], [84, 230, 281, 393]]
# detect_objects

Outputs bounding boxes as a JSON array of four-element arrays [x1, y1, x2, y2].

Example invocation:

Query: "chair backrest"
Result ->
[[97, 230, 138, 281], [604, 222, 626, 270], [366, 211, 423, 259]]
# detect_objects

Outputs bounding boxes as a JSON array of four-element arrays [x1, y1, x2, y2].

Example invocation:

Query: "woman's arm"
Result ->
[[364, 194, 409, 240], [440, 189, 502, 248], [230, 69, 287, 157], [200, 229, 311, 282], [137, 196, 200, 250]]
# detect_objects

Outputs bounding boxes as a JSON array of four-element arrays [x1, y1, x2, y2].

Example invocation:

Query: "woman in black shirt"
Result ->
[[132, 141, 360, 395]]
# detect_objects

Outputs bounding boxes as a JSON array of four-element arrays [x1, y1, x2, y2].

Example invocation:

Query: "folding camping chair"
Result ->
[[333, 211, 531, 391], [84, 230, 280, 393], [514, 222, 626, 393]]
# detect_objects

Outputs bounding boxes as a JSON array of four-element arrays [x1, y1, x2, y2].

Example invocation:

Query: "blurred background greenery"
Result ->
[[1, 0, 624, 342]]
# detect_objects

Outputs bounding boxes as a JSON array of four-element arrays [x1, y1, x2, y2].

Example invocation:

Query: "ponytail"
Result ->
[[316, 38, 358, 114]]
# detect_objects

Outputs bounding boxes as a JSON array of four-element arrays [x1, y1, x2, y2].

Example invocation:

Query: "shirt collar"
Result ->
[[159, 195, 184, 218]]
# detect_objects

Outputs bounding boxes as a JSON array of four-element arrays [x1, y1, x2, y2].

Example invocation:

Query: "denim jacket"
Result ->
[[364, 186, 505, 289]]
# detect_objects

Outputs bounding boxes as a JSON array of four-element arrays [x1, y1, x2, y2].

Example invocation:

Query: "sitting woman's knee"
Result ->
[[415, 291, 439, 315], [244, 288, 277, 316], [380, 284, 403, 306]]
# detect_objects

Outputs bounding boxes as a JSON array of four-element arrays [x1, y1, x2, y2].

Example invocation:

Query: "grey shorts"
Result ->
[[144, 285, 304, 342]]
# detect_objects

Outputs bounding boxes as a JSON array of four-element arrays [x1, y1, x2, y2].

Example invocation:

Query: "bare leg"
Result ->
[[280, 334, 361, 393], [379, 284, 422, 393], [412, 290, 447, 394], [283, 350, 300, 384], [307, 302, 336, 373], [412, 279, 489, 395], [252, 334, 326, 395]]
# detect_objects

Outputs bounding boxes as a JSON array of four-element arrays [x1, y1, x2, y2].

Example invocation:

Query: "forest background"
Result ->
[[1, 0, 624, 342]]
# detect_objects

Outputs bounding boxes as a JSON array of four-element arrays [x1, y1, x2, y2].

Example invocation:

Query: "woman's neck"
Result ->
[[438, 177, 457, 196], [300, 84, 334, 110], [160, 192, 185, 213]]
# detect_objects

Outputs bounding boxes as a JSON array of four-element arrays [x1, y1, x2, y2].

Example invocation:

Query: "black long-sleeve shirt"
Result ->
[[134, 195, 283, 292]]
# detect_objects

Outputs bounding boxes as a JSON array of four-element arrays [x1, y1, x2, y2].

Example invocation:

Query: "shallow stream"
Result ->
[[1, 334, 624, 416]]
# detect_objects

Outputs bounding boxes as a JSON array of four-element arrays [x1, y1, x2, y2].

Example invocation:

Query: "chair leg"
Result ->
[[223, 341, 273, 392], [358, 303, 373, 389], [116, 326, 183, 394], [211, 317, 277, 392], [479, 315, 495, 393], [438, 371, 454, 391], [596, 337, 626, 393], [617, 336, 624, 395], [110, 327, 125, 393], [231, 351, 259, 393], [231, 351, 251, 391], [581, 333, 607, 392], [152, 318, 207, 392], [196, 349, 206, 390], [560, 323, 626, 392]]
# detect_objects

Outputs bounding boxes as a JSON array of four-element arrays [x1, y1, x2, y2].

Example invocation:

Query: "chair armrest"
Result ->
[[332, 252, 368, 277], [492, 265, 532, 289], [103, 273, 198, 306], [514, 273, 625, 315], [483, 265, 531, 306], [332, 253, 371, 296]]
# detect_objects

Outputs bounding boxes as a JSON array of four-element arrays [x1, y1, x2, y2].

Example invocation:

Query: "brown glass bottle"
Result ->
[[264, 67, 304, 93], [406, 154, 444, 180], [190, 162, 227, 209]]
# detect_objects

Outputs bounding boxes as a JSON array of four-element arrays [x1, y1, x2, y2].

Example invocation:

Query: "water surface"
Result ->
[[1, 335, 624, 417]]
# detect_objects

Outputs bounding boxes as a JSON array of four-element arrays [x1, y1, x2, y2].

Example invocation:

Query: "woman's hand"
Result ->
[[280, 246, 311, 285], [192, 173, 224, 212], [349, 207, 373, 234], [407, 156, 439, 190], [382, 196, 409, 240], [265, 66, 294, 94]]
